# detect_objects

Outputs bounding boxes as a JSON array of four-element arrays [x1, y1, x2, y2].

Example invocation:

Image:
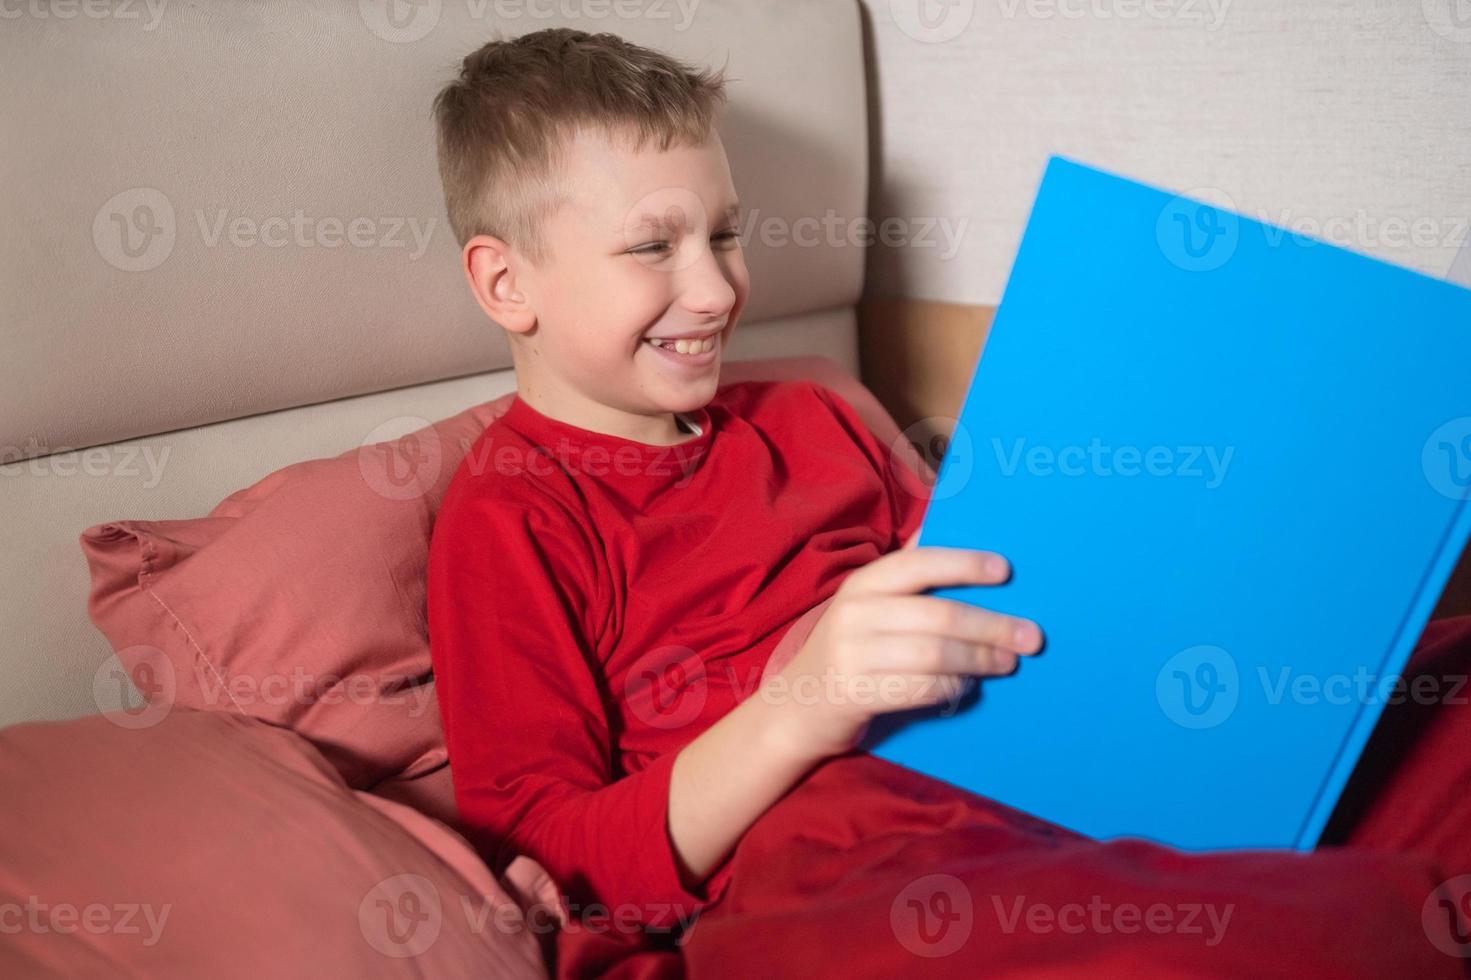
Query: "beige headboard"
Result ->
[[0, 0, 871, 725]]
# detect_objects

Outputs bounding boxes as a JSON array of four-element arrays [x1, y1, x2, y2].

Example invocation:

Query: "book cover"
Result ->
[[864, 156, 1471, 851]]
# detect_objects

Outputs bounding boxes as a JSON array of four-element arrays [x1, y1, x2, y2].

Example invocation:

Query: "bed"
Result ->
[[4, 3, 1470, 978]]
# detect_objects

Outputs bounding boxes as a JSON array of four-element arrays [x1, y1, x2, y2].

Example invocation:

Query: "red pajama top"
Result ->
[[426, 378, 929, 931]]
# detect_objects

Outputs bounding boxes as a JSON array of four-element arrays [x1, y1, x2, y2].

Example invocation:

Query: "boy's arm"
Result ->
[[666, 685, 826, 885], [430, 481, 831, 914], [428, 485, 720, 931]]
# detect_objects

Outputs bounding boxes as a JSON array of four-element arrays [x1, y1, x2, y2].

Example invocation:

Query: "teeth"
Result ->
[[648, 336, 715, 355]]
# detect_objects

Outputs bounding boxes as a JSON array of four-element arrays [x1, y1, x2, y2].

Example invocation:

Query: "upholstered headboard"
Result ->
[[0, 0, 870, 725]]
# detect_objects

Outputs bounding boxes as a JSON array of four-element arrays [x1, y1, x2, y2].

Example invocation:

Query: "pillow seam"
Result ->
[[139, 584, 248, 716]]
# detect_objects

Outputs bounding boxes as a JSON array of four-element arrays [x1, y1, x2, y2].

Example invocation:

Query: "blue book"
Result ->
[[864, 156, 1471, 852]]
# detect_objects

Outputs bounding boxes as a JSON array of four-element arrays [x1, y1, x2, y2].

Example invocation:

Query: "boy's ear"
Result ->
[[463, 233, 536, 334]]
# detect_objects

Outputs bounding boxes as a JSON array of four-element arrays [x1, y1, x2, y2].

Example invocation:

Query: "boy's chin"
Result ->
[[641, 368, 720, 411], [654, 378, 719, 406]]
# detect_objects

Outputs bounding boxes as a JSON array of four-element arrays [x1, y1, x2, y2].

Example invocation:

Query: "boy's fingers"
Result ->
[[887, 672, 972, 709], [869, 634, 1020, 676], [851, 594, 1042, 654], [501, 856, 567, 926], [849, 545, 1011, 597]]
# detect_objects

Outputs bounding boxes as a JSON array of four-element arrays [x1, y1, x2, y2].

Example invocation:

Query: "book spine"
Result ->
[[1297, 494, 1471, 849]]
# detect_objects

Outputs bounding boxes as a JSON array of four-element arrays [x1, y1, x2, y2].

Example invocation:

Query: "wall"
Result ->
[[859, 0, 1471, 306]]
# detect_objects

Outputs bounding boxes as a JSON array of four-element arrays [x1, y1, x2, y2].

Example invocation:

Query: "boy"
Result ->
[[426, 23, 1040, 930], [427, 27, 1471, 980]]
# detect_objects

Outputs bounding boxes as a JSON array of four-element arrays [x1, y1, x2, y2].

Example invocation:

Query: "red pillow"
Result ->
[[0, 708, 549, 978], [78, 356, 930, 830], [79, 395, 513, 829]]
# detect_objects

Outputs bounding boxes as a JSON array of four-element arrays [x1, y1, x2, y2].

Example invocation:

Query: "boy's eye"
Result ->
[[628, 229, 742, 256]]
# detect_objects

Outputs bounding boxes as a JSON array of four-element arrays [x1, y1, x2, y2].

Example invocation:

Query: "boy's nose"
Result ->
[[677, 247, 739, 316]]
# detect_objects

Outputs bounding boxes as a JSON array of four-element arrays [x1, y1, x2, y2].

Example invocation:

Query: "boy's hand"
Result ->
[[764, 540, 1042, 762]]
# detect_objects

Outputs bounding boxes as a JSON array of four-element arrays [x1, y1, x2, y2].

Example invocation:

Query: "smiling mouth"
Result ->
[[644, 336, 718, 356]]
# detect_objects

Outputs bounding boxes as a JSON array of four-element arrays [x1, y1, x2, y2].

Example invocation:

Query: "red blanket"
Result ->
[[549, 615, 1471, 978]]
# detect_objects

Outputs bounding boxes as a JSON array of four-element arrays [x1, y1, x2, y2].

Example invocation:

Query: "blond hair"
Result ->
[[431, 27, 730, 265]]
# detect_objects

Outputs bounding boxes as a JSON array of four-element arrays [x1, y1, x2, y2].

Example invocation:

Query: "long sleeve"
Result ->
[[427, 484, 717, 932], [810, 383, 932, 550]]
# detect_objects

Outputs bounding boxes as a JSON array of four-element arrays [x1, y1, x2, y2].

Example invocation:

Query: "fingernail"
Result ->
[[1013, 624, 1036, 650], [986, 556, 1006, 577]]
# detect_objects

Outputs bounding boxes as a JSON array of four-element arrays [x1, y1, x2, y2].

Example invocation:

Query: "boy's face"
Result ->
[[509, 127, 749, 433]]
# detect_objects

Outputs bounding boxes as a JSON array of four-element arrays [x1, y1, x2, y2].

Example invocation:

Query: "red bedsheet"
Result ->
[[546, 615, 1471, 979]]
